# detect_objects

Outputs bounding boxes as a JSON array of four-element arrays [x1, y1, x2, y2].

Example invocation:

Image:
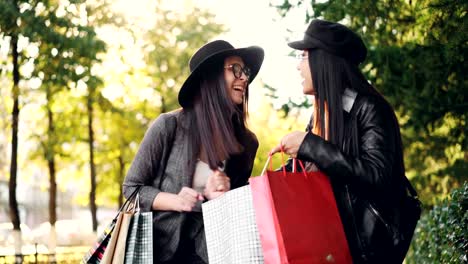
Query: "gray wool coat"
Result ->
[[122, 109, 259, 262]]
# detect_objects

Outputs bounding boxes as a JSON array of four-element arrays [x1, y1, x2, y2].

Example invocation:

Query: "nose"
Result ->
[[239, 71, 248, 81]]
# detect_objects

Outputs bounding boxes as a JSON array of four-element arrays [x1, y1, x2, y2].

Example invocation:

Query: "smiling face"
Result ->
[[224, 56, 248, 105], [297, 50, 314, 95]]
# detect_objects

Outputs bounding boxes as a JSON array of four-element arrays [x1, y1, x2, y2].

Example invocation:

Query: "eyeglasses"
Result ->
[[295, 53, 309, 60], [224, 63, 251, 80]]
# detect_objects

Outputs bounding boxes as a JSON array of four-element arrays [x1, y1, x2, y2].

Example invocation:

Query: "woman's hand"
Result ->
[[152, 187, 203, 212], [204, 170, 231, 200], [270, 131, 308, 158]]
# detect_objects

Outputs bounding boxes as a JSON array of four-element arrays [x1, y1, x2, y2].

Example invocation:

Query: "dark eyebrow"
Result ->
[[228, 62, 245, 67]]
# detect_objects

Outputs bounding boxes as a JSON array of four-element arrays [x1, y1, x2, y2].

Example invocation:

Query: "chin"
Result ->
[[230, 97, 243, 105], [303, 87, 314, 95]]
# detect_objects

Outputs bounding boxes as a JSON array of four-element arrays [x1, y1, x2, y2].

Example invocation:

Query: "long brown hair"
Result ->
[[184, 59, 249, 170]]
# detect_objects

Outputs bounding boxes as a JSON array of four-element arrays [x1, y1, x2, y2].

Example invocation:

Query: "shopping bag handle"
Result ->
[[117, 186, 141, 214], [261, 148, 308, 178], [134, 193, 141, 213], [260, 155, 286, 177], [261, 146, 287, 177], [293, 159, 308, 178], [260, 155, 273, 177]]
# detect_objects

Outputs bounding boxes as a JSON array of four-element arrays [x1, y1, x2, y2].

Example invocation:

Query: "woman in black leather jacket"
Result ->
[[271, 20, 419, 263]]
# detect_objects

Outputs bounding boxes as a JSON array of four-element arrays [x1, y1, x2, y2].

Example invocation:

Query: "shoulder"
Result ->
[[354, 94, 397, 126], [153, 108, 182, 123], [352, 94, 401, 148], [147, 109, 182, 136]]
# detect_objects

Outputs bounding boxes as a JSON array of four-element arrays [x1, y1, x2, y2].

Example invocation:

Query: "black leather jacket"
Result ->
[[289, 93, 407, 263]]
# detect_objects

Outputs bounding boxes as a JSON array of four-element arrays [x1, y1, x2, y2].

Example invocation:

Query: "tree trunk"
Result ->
[[160, 96, 166, 113], [9, 33, 20, 232], [46, 96, 57, 226], [47, 156, 57, 226], [87, 94, 98, 231], [46, 102, 58, 252]]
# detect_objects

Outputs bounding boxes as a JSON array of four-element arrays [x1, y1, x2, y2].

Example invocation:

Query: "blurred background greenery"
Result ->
[[0, 0, 466, 262]]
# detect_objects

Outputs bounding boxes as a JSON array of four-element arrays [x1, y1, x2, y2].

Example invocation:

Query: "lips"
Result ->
[[233, 85, 244, 93]]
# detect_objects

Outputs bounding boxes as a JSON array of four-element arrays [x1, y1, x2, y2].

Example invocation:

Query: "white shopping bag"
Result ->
[[202, 185, 264, 264]]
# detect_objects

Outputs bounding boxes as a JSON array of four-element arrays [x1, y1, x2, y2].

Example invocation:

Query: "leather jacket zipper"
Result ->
[[367, 203, 396, 238]]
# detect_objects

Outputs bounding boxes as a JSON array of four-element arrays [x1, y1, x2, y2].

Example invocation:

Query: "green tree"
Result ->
[[30, 0, 106, 235], [2, 0, 110, 235], [272, 0, 467, 206], [78, 1, 111, 231], [0, 0, 23, 236]]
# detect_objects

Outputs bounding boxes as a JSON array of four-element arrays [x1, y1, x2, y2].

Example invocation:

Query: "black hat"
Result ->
[[178, 40, 264, 108], [288, 19, 367, 65]]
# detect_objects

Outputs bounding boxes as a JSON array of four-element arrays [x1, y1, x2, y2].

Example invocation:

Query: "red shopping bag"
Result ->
[[250, 155, 352, 264]]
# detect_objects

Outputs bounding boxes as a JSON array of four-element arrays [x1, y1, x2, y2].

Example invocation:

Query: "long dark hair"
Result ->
[[308, 49, 405, 174], [308, 49, 383, 145], [184, 59, 249, 170]]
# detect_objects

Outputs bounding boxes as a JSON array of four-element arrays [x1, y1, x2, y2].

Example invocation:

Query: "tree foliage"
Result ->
[[406, 182, 468, 263], [272, 0, 467, 206]]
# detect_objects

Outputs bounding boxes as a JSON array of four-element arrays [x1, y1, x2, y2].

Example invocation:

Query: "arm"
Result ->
[[122, 115, 168, 211], [123, 114, 202, 212], [297, 100, 398, 193]]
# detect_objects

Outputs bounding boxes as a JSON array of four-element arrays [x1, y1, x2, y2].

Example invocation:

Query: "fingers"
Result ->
[[177, 198, 193, 212], [177, 187, 202, 212], [271, 131, 307, 157], [270, 143, 282, 155], [178, 187, 199, 202], [212, 170, 230, 191], [197, 193, 204, 201], [204, 170, 231, 200]]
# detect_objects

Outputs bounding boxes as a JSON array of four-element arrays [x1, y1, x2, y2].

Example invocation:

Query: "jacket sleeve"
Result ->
[[297, 98, 398, 194], [122, 114, 171, 211]]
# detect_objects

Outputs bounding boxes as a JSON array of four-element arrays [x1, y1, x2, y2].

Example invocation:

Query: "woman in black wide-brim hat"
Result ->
[[271, 20, 420, 263], [123, 40, 264, 263]]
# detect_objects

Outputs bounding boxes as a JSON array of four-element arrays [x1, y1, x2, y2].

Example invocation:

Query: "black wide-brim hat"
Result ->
[[288, 19, 367, 65], [178, 40, 264, 108]]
